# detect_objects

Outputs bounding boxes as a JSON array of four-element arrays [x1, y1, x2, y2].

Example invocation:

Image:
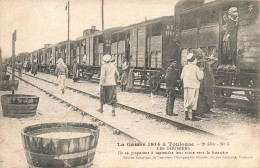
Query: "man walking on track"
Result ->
[[181, 53, 204, 121], [55, 58, 68, 94], [97, 54, 119, 117], [165, 59, 180, 116]]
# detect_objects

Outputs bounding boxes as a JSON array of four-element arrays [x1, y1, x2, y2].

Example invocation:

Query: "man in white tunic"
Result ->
[[181, 53, 204, 121], [55, 58, 68, 94]]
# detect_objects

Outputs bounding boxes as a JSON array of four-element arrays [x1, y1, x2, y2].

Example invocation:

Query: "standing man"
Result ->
[[97, 54, 119, 117], [165, 59, 179, 116], [55, 58, 68, 94], [72, 59, 79, 82], [194, 49, 215, 117], [181, 53, 204, 121], [121, 58, 129, 91], [17, 61, 23, 77], [31, 59, 38, 76]]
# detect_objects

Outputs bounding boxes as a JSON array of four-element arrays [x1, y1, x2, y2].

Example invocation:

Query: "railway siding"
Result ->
[[15, 70, 259, 140]]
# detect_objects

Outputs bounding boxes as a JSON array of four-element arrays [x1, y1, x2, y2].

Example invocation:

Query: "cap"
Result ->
[[169, 59, 177, 63], [103, 54, 111, 62], [187, 53, 196, 62]]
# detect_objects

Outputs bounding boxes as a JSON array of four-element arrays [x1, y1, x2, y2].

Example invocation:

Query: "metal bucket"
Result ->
[[0, 80, 19, 91], [1, 94, 39, 118], [21, 122, 100, 168]]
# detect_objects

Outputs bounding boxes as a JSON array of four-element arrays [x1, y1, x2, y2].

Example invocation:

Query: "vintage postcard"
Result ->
[[0, 0, 259, 167]]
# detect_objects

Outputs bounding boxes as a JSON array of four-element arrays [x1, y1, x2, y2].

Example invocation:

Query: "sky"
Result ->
[[0, 0, 178, 59]]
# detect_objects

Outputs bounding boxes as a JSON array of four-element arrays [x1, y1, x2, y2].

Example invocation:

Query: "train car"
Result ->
[[174, 0, 259, 103], [75, 27, 122, 80], [38, 44, 52, 73], [111, 16, 177, 91]]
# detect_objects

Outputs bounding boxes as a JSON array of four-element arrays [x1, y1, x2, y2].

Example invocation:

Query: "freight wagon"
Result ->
[[111, 16, 178, 91], [175, 0, 259, 103]]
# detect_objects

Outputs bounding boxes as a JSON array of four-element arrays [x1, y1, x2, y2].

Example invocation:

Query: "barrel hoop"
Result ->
[[24, 147, 96, 159], [54, 148, 96, 160], [28, 160, 93, 168]]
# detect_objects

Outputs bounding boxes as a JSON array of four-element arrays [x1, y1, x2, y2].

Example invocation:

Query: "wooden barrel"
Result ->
[[21, 122, 100, 168], [0, 80, 19, 91], [0, 73, 10, 80], [1, 94, 39, 118]]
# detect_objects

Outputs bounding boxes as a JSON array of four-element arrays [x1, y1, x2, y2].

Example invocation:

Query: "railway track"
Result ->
[[87, 75, 259, 114], [7, 71, 143, 143], [9, 70, 224, 140]]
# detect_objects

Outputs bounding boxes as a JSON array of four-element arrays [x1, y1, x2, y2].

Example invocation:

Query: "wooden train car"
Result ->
[[74, 27, 122, 80], [111, 16, 177, 91], [175, 0, 259, 103]]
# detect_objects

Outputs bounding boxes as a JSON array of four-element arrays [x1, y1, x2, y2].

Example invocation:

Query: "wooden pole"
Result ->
[[68, 1, 70, 41], [12, 30, 16, 94], [0, 48, 2, 67], [102, 0, 104, 31]]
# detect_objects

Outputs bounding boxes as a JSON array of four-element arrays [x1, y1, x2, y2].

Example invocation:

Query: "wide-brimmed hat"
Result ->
[[103, 54, 111, 62], [187, 53, 196, 62], [169, 59, 177, 63]]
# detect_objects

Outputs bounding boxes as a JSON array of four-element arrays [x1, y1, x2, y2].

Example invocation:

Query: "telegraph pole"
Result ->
[[12, 30, 16, 94], [66, 1, 70, 41], [102, 0, 104, 31]]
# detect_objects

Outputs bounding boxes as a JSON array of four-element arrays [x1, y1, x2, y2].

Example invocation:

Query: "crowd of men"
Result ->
[[2, 49, 215, 121], [165, 49, 215, 121]]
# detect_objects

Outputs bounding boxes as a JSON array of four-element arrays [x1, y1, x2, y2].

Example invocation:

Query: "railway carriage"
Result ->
[[6, 0, 259, 104], [74, 27, 122, 80], [175, 0, 259, 103], [111, 16, 178, 91]]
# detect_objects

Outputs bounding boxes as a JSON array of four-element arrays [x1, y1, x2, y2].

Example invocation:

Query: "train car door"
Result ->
[[129, 28, 137, 67]]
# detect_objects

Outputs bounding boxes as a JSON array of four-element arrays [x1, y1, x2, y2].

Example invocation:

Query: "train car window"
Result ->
[[151, 22, 163, 36], [200, 8, 219, 25], [119, 32, 125, 41], [181, 11, 198, 30], [111, 34, 118, 43], [98, 35, 103, 43]]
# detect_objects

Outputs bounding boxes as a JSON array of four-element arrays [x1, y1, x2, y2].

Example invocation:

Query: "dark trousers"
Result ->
[[166, 89, 175, 115]]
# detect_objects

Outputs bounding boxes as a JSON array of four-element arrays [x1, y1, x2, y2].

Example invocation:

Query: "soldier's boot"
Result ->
[[97, 104, 103, 113], [191, 110, 201, 121], [185, 111, 190, 120], [112, 106, 116, 117]]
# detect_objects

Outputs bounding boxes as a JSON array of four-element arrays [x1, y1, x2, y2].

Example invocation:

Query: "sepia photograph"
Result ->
[[0, 0, 259, 167]]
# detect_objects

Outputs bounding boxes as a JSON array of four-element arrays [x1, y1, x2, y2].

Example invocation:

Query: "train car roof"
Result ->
[[112, 16, 174, 34], [56, 40, 73, 46], [175, 0, 220, 13], [75, 27, 123, 40]]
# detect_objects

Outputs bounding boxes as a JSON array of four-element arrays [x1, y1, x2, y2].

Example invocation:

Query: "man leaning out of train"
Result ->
[[181, 53, 204, 121], [55, 58, 68, 94], [165, 59, 180, 116], [97, 54, 119, 117]]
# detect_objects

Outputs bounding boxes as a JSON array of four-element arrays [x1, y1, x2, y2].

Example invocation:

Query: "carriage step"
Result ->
[[215, 86, 259, 92]]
